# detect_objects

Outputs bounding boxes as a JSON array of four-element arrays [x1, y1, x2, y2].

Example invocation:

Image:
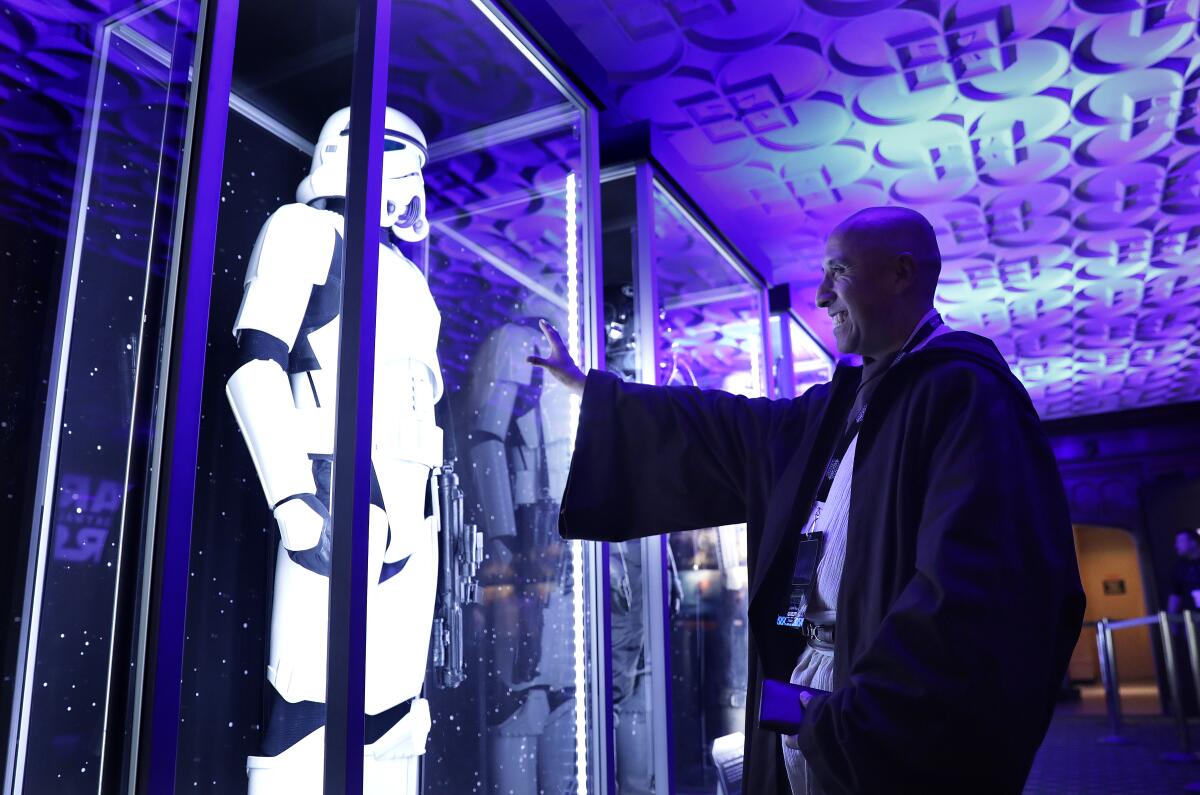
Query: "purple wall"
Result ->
[[1046, 402, 1200, 612]]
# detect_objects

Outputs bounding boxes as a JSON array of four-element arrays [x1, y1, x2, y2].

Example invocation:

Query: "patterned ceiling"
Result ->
[[555, 0, 1200, 418], [3, 0, 1198, 418]]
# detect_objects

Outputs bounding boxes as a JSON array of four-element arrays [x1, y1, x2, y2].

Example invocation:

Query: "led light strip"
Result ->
[[564, 172, 589, 795], [747, 335, 762, 399]]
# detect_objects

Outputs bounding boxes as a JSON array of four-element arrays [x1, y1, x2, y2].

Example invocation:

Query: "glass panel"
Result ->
[[599, 170, 662, 794], [5, 2, 199, 790], [174, 3, 359, 790], [788, 316, 834, 396], [770, 313, 834, 399], [385, 2, 596, 793], [651, 181, 764, 795]]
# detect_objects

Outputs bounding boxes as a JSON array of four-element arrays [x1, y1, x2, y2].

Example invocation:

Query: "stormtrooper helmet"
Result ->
[[297, 106, 430, 241]]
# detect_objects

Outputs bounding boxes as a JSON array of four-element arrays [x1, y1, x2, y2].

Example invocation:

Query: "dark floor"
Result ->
[[1025, 685, 1200, 794]]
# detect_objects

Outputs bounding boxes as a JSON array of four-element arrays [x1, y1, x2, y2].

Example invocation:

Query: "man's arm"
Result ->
[[795, 363, 1085, 794], [559, 371, 789, 542], [226, 204, 336, 552], [530, 323, 806, 543]]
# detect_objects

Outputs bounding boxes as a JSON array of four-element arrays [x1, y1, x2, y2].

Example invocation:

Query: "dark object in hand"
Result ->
[[758, 678, 829, 734]]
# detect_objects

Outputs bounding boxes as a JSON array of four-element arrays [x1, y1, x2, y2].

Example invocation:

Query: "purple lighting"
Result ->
[[557, 0, 1200, 418]]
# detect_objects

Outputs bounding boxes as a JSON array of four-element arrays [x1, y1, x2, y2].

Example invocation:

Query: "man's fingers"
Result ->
[[527, 355, 548, 367], [538, 318, 568, 355]]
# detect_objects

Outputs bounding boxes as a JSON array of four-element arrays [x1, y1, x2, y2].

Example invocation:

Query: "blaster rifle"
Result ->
[[431, 419, 483, 687]]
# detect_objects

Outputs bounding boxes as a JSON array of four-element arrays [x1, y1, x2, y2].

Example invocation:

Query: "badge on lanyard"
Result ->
[[776, 524, 825, 629], [776, 312, 942, 631]]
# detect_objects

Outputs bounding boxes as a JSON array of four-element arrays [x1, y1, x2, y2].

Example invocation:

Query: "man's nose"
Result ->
[[815, 278, 833, 308]]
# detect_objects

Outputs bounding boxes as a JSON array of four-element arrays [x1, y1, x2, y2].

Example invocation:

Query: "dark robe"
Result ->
[[559, 330, 1085, 795]]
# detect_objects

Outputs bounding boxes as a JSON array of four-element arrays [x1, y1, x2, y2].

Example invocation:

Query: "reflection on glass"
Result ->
[[9, 3, 197, 791], [397, 2, 594, 794], [651, 182, 764, 795], [423, 125, 585, 795]]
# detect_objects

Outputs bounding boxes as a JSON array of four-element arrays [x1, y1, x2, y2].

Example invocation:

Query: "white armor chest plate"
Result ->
[[372, 245, 443, 465], [292, 242, 443, 466]]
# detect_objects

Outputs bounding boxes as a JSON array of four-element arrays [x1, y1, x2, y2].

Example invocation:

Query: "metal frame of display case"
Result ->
[[3, 1, 228, 793], [768, 286, 835, 400], [133, 0, 241, 790], [594, 159, 672, 795], [6, 0, 607, 793], [599, 159, 797, 794], [3, 3, 206, 792], [776, 307, 835, 399]]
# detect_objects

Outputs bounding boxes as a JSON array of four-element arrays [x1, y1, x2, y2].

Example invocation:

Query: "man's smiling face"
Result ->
[[817, 230, 897, 358], [814, 206, 944, 359]]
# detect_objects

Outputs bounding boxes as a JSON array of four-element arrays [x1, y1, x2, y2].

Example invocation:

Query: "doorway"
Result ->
[[1070, 524, 1158, 713]]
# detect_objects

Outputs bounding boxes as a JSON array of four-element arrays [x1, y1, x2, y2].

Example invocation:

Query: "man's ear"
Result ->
[[893, 252, 918, 294]]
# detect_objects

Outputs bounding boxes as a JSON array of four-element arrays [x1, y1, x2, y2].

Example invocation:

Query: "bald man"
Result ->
[[533, 207, 1084, 794]]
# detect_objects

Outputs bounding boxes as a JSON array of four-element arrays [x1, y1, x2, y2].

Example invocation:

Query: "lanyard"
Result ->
[[809, 312, 943, 512], [777, 312, 943, 631]]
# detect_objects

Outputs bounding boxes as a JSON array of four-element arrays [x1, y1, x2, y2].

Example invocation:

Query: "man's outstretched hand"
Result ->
[[528, 319, 585, 399]]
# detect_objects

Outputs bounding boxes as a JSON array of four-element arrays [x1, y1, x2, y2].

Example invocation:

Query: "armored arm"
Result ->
[[466, 324, 540, 547], [226, 203, 337, 551]]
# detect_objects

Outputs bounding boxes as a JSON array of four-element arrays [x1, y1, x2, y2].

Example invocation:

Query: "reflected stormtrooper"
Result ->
[[466, 293, 575, 795], [226, 106, 442, 795]]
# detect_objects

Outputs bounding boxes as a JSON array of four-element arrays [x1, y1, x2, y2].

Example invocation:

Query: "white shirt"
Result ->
[[782, 310, 951, 794]]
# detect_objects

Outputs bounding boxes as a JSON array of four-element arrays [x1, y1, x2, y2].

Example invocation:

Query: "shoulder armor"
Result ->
[[243, 203, 339, 287], [232, 204, 341, 345]]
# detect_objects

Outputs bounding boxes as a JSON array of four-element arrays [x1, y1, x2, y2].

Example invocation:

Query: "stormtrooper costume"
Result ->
[[466, 302, 576, 795], [226, 107, 442, 795]]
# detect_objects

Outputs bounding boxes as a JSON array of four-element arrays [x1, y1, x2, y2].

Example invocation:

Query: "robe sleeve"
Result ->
[[795, 362, 1085, 794], [559, 369, 800, 543]]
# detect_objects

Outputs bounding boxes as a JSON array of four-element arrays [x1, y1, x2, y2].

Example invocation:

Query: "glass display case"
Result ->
[[649, 176, 763, 795], [7, 1, 832, 791], [599, 162, 824, 794], [5, 2, 200, 792], [770, 306, 834, 399], [170, 1, 601, 794], [7, 1, 602, 793]]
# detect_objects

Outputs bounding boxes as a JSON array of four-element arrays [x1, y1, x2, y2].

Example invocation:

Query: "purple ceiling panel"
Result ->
[[557, 0, 1200, 418], [7, 0, 1198, 418]]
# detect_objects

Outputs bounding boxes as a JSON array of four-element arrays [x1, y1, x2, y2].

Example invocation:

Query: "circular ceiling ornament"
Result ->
[[1074, 6, 1197, 72], [806, 0, 906, 19], [1073, 162, 1165, 230], [958, 40, 1070, 102], [853, 73, 956, 126], [684, 0, 798, 54]]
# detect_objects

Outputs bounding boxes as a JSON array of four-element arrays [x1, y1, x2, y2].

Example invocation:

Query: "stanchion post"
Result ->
[[1097, 618, 1126, 744], [1185, 611, 1200, 717], [1159, 611, 1194, 762], [1183, 611, 1200, 790]]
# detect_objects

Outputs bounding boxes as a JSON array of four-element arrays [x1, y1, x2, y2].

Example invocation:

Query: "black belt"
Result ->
[[801, 621, 835, 646]]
